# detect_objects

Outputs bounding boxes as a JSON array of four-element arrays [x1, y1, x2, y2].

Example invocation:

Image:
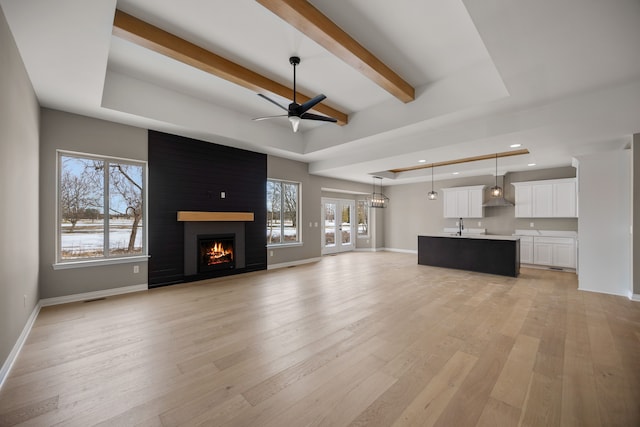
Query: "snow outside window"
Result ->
[[57, 151, 146, 262], [267, 179, 300, 245]]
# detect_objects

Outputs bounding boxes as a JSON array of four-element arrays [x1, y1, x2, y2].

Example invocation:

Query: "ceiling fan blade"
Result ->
[[252, 114, 287, 121], [257, 93, 288, 111], [298, 94, 327, 115], [300, 112, 338, 123]]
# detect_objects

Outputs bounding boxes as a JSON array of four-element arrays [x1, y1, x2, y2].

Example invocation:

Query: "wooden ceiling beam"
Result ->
[[112, 10, 348, 125], [256, 0, 415, 103], [388, 149, 531, 173]]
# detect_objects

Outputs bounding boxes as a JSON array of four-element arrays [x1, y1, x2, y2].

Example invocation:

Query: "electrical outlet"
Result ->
[[530, 222, 535, 228], [133, 265, 139, 274], [477, 221, 482, 227], [220, 191, 226, 199], [270, 250, 274, 257]]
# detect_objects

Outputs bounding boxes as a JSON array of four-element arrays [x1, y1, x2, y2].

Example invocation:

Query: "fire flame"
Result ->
[[205, 241, 233, 265]]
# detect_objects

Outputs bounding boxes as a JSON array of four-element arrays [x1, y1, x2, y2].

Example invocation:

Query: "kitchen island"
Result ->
[[418, 234, 520, 277]]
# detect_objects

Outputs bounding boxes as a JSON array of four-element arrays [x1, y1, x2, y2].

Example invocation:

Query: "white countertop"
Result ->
[[513, 229, 577, 237], [422, 234, 520, 241]]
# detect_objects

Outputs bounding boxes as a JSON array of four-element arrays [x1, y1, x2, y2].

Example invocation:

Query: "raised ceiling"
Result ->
[[2, 0, 639, 184]]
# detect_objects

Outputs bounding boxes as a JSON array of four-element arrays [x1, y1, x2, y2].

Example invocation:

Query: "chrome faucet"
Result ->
[[458, 218, 464, 236]]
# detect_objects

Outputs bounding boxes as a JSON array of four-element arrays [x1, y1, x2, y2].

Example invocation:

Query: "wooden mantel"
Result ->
[[177, 211, 254, 222]]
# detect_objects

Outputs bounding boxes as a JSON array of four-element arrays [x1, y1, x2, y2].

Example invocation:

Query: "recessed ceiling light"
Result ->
[[528, 163, 536, 166], [452, 172, 460, 175], [510, 143, 522, 148], [418, 159, 426, 163]]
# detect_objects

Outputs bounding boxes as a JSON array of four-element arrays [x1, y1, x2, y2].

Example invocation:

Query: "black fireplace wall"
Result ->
[[148, 130, 267, 287]]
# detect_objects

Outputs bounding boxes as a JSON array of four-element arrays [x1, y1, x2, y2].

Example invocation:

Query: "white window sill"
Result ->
[[53, 255, 149, 270], [267, 242, 303, 249]]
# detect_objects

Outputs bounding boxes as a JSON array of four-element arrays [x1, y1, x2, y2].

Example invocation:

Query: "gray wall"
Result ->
[[385, 167, 578, 251], [267, 156, 379, 264], [39, 109, 148, 298], [267, 156, 322, 265], [0, 6, 40, 375]]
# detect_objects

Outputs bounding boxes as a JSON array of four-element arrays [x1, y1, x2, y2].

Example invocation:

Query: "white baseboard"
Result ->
[[40, 284, 148, 307], [1, 283, 148, 390], [382, 247, 418, 255], [0, 302, 41, 390], [577, 287, 629, 298], [629, 292, 640, 302], [267, 257, 322, 270]]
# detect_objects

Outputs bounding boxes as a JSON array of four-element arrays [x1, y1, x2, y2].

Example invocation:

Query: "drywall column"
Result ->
[[633, 134, 640, 299], [576, 150, 631, 296]]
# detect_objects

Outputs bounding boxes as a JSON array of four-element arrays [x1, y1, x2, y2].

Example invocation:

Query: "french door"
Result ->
[[322, 198, 355, 254]]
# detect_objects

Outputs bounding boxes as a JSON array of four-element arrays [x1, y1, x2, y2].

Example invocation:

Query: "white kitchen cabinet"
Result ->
[[533, 241, 554, 265], [553, 181, 577, 217], [521, 235, 576, 268], [442, 185, 485, 218], [519, 236, 533, 264], [532, 184, 553, 217], [512, 178, 577, 218], [514, 185, 532, 218], [548, 237, 576, 268], [468, 187, 484, 218]]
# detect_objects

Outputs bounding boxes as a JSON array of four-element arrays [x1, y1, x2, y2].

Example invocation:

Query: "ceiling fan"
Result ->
[[253, 56, 337, 132]]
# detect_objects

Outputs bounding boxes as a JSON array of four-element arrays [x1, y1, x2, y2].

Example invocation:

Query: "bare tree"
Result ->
[[267, 181, 281, 244], [60, 164, 101, 231], [109, 163, 143, 252], [283, 183, 297, 228]]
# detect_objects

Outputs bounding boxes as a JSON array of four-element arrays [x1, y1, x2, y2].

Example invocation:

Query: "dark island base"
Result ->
[[418, 236, 520, 277]]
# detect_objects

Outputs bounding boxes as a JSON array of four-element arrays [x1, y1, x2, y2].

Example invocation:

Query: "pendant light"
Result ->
[[427, 164, 438, 200], [489, 153, 503, 198], [366, 176, 389, 208]]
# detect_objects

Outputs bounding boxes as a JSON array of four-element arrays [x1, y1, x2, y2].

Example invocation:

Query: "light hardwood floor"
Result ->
[[1, 252, 639, 426]]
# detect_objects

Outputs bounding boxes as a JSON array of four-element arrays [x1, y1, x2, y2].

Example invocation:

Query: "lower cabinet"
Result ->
[[519, 236, 533, 264], [533, 242, 554, 265], [518, 235, 576, 269]]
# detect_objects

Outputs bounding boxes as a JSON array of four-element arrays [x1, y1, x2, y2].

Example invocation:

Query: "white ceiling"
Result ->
[[2, 0, 640, 184]]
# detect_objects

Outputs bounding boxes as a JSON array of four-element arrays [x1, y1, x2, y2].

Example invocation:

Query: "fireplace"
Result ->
[[183, 220, 246, 277], [198, 234, 235, 272]]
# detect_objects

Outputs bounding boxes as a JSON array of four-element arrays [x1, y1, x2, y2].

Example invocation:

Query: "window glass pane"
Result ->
[[282, 183, 298, 242], [60, 156, 104, 259], [324, 203, 336, 246], [267, 180, 282, 244], [357, 200, 369, 236], [108, 162, 144, 256], [341, 204, 351, 244]]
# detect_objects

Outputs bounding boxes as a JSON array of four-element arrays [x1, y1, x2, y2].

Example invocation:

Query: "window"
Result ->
[[267, 179, 300, 245], [58, 151, 146, 263], [357, 199, 369, 237]]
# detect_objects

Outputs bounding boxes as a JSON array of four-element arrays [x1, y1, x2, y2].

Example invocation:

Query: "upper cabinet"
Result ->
[[442, 185, 485, 218], [512, 178, 577, 218]]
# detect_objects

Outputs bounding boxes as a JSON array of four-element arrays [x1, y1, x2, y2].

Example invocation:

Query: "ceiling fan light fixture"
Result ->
[[289, 116, 301, 132], [254, 56, 337, 132]]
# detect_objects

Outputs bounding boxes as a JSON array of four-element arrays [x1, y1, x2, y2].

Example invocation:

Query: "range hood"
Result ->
[[483, 197, 514, 207]]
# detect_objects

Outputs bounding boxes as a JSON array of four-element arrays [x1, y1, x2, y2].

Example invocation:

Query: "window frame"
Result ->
[[356, 199, 370, 238], [266, 178, 302, 247], [55, 150, 148, 268]]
